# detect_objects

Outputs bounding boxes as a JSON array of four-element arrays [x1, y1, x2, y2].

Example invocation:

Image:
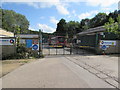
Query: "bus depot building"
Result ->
[[73, 26, 120, 54]]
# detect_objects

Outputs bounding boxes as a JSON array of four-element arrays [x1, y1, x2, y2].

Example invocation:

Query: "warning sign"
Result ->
[[33, 40, 38, 44], [32, 39, 39, 50]]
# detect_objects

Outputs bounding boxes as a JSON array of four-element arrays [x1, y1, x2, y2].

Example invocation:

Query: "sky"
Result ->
[[1, 0, 119, 33]]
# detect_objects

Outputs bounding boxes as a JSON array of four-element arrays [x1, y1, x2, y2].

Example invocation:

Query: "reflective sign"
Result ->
[[32, 44, 39, 50], [32, 44, 38, 50], [101, 45, 107, 50]]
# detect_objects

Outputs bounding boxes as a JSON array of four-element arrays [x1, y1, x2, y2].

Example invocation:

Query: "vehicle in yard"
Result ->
[[48, 36, 67, 47]]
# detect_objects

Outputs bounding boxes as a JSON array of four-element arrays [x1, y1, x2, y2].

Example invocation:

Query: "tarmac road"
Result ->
[[2, 55, 114, 88]]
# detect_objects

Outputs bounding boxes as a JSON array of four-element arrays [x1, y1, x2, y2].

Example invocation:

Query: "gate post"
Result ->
[[49, 45, 50, 55], [70, 43, 72, 55], [56, 47, 57, 55], [39, 29, 42, 58], [63, 47, 65, 55]]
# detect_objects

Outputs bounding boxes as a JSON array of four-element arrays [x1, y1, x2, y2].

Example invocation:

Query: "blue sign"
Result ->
[[101, 45, 107, 50], [32, 44, 38, 50], [26, 39, 32, 48]]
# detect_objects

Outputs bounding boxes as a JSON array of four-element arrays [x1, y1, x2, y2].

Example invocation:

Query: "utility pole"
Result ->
[[39, 29, 42, 58]]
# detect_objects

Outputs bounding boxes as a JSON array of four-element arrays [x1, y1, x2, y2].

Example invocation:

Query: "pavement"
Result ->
[[65, 55, 119, 88], [1, 55, 117, 88]]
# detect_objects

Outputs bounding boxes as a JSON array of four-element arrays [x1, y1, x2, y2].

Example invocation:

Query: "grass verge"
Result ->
[[0, 59, 37, 78]]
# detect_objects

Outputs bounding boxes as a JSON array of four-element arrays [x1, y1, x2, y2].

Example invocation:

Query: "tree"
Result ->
[[108, 10, 118, 22], [0, 8, 2, 28], [80, 18, 90, 31], [104, 16, 120, 37], [67, 21, 80, 38], [90, 13, 107, 28], [1, 9, 29, 34], [56, 18, 67, 36]]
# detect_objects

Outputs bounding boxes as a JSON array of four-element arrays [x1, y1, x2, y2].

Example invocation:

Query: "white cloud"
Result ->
[[2, 0, 119, 7], [24, 1, 70, 15], [85, 0, 119, 7], [50, 17, 59, 25], [78, 10, 98, 20], [63, 0, 119, 8], [2, 0, 118, 15], [29, 27, 36, 31], [38, 24, 55, 33], [55, 4, 69, 15]]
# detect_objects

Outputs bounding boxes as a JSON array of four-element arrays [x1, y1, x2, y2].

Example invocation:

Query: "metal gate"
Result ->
[[41, 34, 93, 55], [42, 43, 72, 55], [42, 43, 90, 55]]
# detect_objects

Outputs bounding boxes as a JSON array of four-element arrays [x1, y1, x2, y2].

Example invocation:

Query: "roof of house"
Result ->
[[77, 26, 106, 36], [0, 28, 14, 37]]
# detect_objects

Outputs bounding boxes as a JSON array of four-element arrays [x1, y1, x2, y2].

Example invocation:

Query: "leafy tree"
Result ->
[[1, 9, 29, 34], [80, 18, 90, 31], [90, 13, 107, 28], [104, 16, 120, 37], [0, 8, 2, 28], [56, 18, 67, 36], [67, 21, 80, 38], [108, 10, 118, 22]]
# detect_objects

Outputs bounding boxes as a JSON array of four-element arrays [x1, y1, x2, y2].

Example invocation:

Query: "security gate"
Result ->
[[42, 43, 73, 55]]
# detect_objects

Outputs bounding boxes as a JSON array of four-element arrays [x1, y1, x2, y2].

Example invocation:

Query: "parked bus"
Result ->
[[48, 36, 66, 47]]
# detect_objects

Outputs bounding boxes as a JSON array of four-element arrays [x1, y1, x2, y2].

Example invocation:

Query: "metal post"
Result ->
[[56, 47, 57, 55], [39, 29, 42, 58], [70, 44, 72, 55], [49, 46, 50, 55], [63, 47, 65, 55]]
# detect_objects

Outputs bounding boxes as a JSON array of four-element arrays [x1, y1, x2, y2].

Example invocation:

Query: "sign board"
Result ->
[[32, 39, 39, 50], [26, 39, 32, 48], [0, 39, 15, 45], [101, 45, 107, 50], [26, 39, 39, 50], [32, 44, 39, 50], [100, 40, 116, 46], [33, 40, 38, 44], [18, 34, 39, 39]]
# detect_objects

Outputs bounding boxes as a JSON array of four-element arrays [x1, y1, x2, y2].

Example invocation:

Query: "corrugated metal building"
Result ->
[[73, 26, 120, 54]]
